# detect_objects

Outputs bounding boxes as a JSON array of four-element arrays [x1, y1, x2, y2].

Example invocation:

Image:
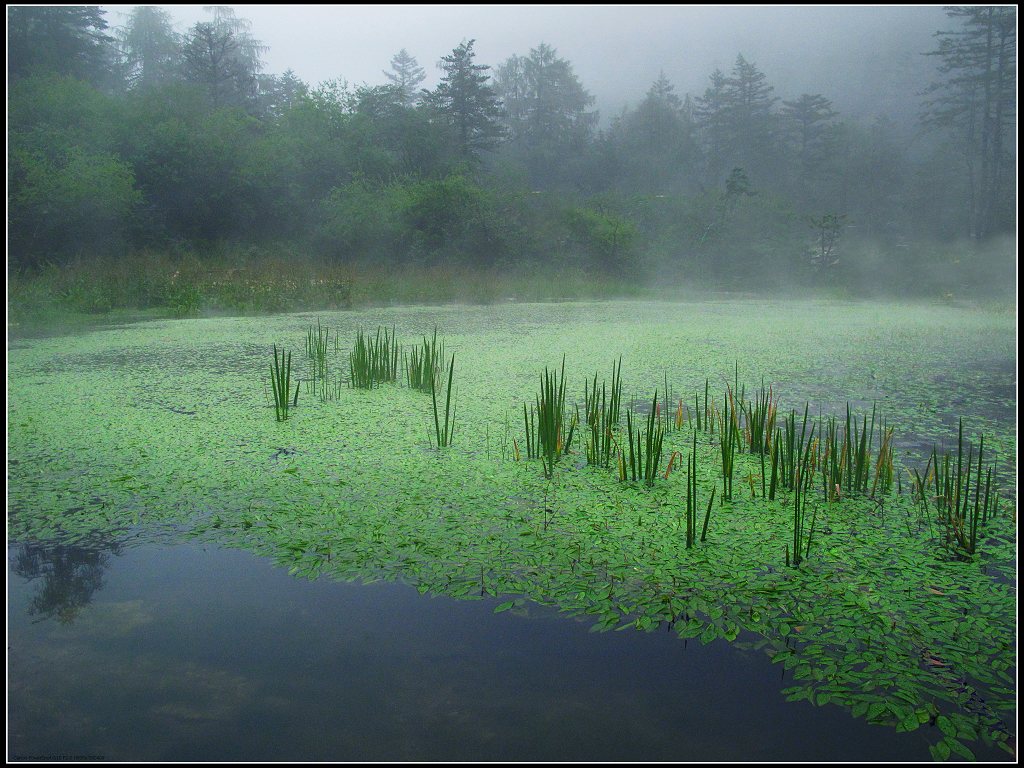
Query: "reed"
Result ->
[[924, 419, 999, 555], [790, 420, 818, 567], [620, 391, 665, 486], [684, 431, 697, 547], [406, 327, 444, 393], [431, 353, 456, 447], [349, 326, 399, 389], [270, 344, 299, 421], [718, 385, 741, 501], [583, 356, 622, 468], [744, 379, 776, 455], [529, 356, 576, 478]]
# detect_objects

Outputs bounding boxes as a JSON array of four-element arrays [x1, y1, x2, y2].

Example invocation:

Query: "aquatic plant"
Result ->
[[349, 326, 399, 389], [744, 379, 776, 456], [431, 353, 456, 448], [583, 356, 622, 468], [619, 390, 665, 486], [718, 385, 741, 501], [918, 419, 1001, 555], [789, 421, 818, 567], [528, 356, 576, 478], [270, 344, 299, 421], [406, 327, 444, 393]]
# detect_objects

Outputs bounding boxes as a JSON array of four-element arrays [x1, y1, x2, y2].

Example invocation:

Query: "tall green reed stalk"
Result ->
[[406, 327, 444, 393], [788, 420, 818, 567], [531, 356, 576, 478], [618, 391, 665, 486], [915, 419, 1000, 555], [270, 344, 299, 421], [584, 357, 622, 468], [744, 379, 776, 455], [349, 326, 399, 389], [718, 385, 741, 501], [431, 354, 456, 447], [305, 319, 331, 397]]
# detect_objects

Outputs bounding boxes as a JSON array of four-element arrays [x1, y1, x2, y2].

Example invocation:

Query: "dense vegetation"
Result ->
[[7, 6, 1017, 320]]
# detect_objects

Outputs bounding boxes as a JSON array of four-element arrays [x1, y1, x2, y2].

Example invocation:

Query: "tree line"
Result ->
[[8, 5, 1016, 293]]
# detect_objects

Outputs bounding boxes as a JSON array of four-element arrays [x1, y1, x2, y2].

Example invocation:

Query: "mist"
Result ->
[[8, 4, 1017, 319]]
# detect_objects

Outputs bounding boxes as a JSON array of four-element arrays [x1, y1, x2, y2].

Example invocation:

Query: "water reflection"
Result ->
[[11, 541, 122, 624]]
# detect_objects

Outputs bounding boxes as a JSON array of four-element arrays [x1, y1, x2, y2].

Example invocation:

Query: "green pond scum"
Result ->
[[7, 299, 1016, 761]]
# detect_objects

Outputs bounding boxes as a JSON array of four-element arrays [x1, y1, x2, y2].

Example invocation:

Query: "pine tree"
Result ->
[[116, 6, 181, 90], [426, 40, 505, 161], [384, 49, 426, 107], [8, 6, 114, 85], [922, 6, 1016, 239]]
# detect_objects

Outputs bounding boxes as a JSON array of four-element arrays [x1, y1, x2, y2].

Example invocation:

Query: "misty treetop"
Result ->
[[7, 5, 1016, 298]]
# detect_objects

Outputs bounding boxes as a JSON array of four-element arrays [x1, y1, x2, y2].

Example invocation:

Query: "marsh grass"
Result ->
[[406, 327, 445, 393], [349, 326, 399, 389], [619, 391, 665, 486], [584, 357, 622, 468], [916, 419, 1001, 556], [431, 354, 457, 448], [718, 385, 742, 501], [529, 356, 577, 478], [270, 344, 299, 421], [744, 379, 777, 455], [789, 420, 818, 567]]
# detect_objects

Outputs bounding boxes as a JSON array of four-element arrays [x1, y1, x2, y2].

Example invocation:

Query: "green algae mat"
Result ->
[[8, 299, 1017, 761]]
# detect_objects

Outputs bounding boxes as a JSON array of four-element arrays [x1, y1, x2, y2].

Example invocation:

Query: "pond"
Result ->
[[7, 299, 1017, 761]]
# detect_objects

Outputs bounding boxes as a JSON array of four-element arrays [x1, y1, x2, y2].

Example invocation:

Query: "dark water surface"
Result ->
[[8, 540, 1004, 762]]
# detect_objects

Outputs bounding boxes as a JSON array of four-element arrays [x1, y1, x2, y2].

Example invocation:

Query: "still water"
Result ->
[[8, 539, 998, 762]]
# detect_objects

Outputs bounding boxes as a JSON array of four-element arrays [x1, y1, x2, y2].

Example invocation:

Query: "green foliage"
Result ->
[[9, 146, 141, 266], [565, 204, 638, 275]]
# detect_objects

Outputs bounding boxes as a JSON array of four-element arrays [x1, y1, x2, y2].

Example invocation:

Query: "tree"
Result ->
[[182, 23, 255, 108], [181, 8, 266, 109], [493, 44, 596, 153], [8, 6, 114, 85], [256, 69, 309, 120], [425, 40, 506, 161], [782, 94, 837, 171], [383, 49, 426, 107], [781, 93, 839, 203], [922, 6, 1016, 239], [115, 6, 181, 90], [607, 72, 700, 194], [695, 55, 778, 185]]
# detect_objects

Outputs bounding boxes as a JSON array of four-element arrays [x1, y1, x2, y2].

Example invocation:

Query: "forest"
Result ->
[[7, 6, 1017, 319]]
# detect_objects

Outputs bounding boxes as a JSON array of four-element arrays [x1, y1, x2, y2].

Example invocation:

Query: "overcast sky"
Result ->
[[102, 5, 950, 122]]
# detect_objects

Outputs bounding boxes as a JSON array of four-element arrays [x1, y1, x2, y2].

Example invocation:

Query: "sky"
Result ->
[[102, 5, 950, 123]]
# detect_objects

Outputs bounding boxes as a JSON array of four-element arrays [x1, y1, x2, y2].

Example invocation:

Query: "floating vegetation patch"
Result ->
[[7, 299, 1016, 761]]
